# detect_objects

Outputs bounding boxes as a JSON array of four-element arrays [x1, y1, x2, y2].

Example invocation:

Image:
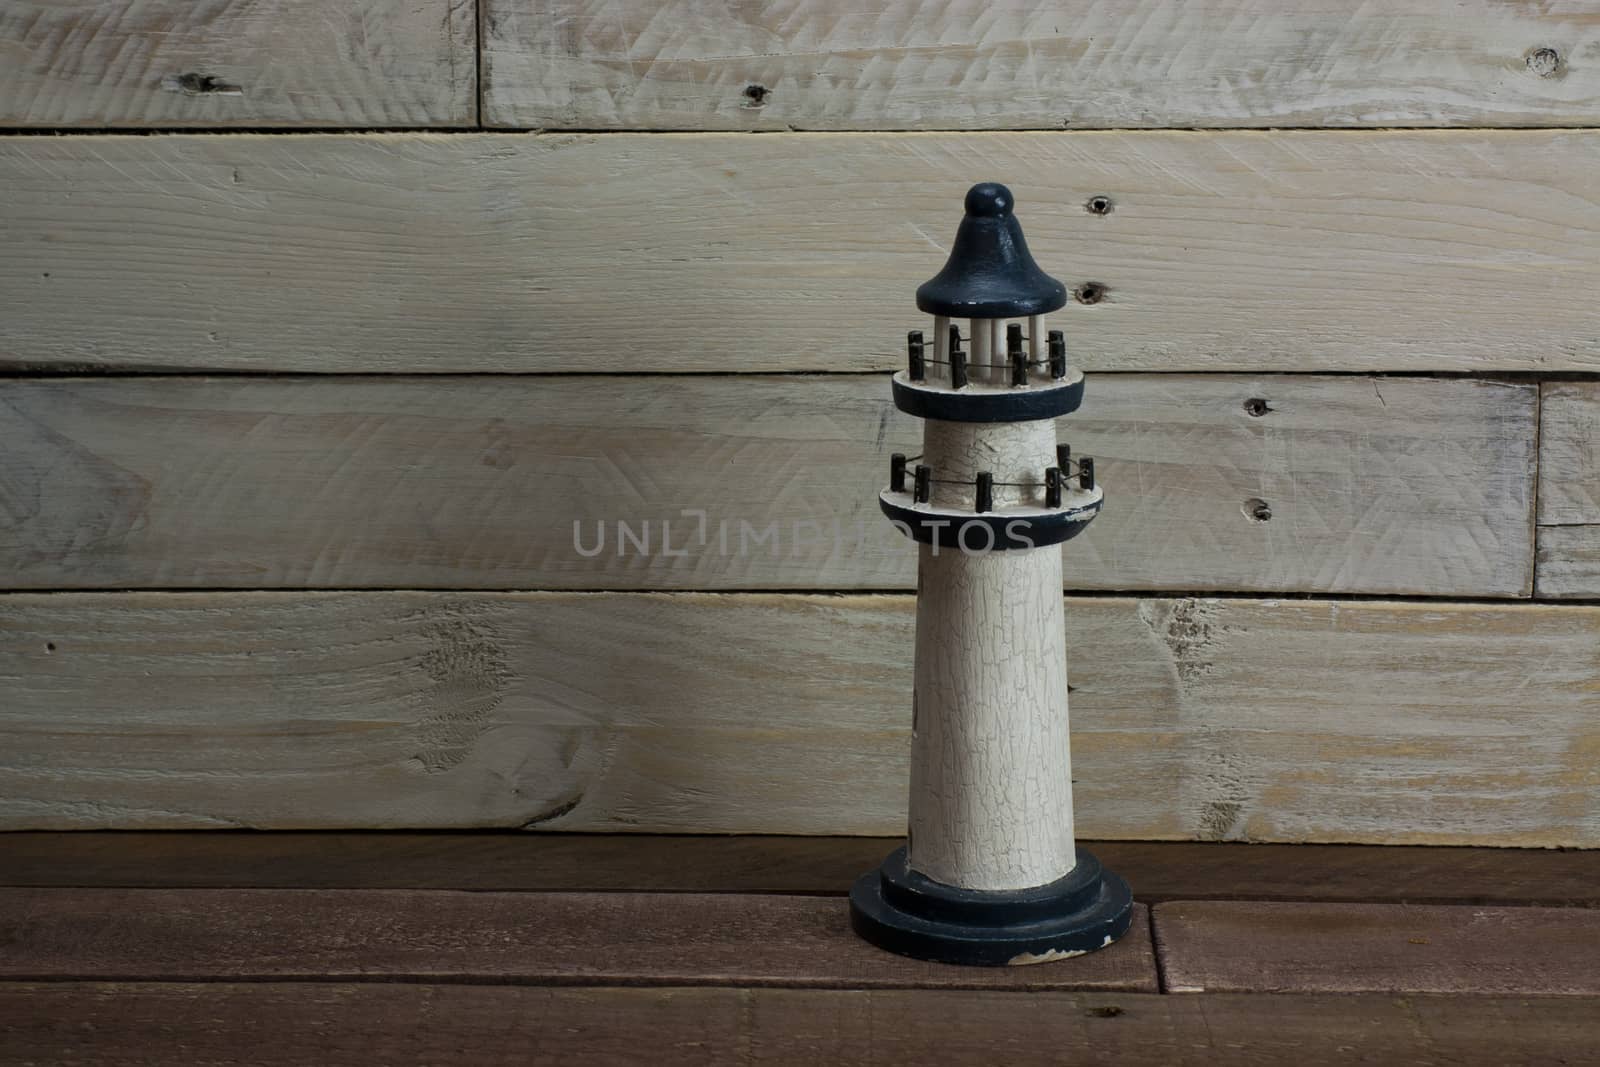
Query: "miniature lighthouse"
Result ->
[[849, 183, 1132, 966]]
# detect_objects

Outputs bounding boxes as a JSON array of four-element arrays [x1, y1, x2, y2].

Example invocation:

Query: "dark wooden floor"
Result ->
[[3, 835, 1597, 1065]]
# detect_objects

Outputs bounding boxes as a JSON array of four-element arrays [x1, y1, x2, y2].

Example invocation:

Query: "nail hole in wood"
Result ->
[[177, 72, 236, 94], [1243, 498, 1272, 523], [1085, 195, 1113, 216], [1075, 282, 1107, 305], [1526, 47, 1562, 78], [45, 642, 56, 653], [742, 84, 770, 108], [1243, 398, 1272, 417]]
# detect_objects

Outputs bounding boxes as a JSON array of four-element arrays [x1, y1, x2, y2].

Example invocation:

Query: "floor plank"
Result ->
[[6, 835, 1599, 908], [7, 132, 1600, 373], [1154, 900, 1600, 995], [5, 983, 1599, 1066], [0, 888, 1157, 991]]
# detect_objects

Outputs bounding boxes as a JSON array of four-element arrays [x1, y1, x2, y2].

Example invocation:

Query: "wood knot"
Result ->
[[1526, 47, 1562, 78]]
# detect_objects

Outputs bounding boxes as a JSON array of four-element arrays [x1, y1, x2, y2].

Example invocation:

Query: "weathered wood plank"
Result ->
[[9, 834, 1600, 908], [0, 887, 1157, 990], [484, 0, 1600, 131], [1154, 900, 1600, 995], [0, 375, 1536, 596], [1537, 384, 1600, 528], [6, 984, 1600, 1067], [1536, 383, 1600, 598], [0, 0, 476, 128], [1538, 525, 1600, 598], [6, 132, 1600, 373], [3, 592, 1597, 843]]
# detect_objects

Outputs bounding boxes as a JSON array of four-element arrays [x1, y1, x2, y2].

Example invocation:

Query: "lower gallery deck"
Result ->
[[3, 834, 1597, 1065]]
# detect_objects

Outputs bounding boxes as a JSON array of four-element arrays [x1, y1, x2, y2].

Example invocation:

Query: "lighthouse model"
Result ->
[[849, 183, 1133, 966]]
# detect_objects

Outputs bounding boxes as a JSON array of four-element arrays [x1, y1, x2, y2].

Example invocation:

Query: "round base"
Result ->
[[849, 846, 1133, 967]]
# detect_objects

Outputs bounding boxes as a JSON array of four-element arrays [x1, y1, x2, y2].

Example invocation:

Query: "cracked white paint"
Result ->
[[907, 415, 1077, 891], [1008, 947, 1088, 966]]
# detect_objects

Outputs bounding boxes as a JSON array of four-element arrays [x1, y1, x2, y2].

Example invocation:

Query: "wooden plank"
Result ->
[[6, 132, 1600, 374], [483, 0, 1600, 131], [1536, 383, 1600, 598], [9, 834, 1600, 908], [0, 887, 1157, 990], [0, 832, 899, 893], [1154, 900, 1600, 995], [3, 592, 1598, 843], [1538, 526, 1600, 598], [6, 984, 1600, 1067], [0, 0, 475, 128], [1537, 384, 1600, 528], [0, 375, 1536, 596]]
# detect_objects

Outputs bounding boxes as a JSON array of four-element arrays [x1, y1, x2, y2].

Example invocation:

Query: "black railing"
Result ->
[[890, 449, 1095, 511]]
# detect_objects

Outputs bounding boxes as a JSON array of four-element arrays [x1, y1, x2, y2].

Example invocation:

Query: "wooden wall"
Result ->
[[2, 1, 1597, 844]]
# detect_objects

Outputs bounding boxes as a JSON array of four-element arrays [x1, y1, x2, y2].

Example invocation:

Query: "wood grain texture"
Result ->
[[1154, 900, 1600, 995], [0, 375, 1536, 596], [0, 0, 475, 128], [8, 835, 1600, 906], [1536, 382, 1600, 598], [3, 592, 1598, 843], [6, 131, 1600, 373], [7, 984, 1600, 1067], [0, 887, 1157, 990], [483, 0, 1600, 131], [1538, 525, 1600, 598]]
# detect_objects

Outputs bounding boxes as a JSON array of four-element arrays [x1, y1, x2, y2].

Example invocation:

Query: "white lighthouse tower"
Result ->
[[850, 182, 1132, 966]]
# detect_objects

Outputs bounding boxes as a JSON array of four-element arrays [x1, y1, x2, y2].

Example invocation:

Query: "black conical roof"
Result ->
[[915, 183, 1067, 318]]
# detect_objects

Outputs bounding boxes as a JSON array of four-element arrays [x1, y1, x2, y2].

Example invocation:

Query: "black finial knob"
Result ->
[[964, 182, 1012, 218]]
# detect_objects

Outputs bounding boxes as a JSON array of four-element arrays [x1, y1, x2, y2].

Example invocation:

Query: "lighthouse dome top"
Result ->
[[915, 183, 1068, 319]]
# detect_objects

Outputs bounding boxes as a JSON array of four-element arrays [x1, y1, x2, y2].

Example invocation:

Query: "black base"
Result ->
[[849, 846, 1133, 967]]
